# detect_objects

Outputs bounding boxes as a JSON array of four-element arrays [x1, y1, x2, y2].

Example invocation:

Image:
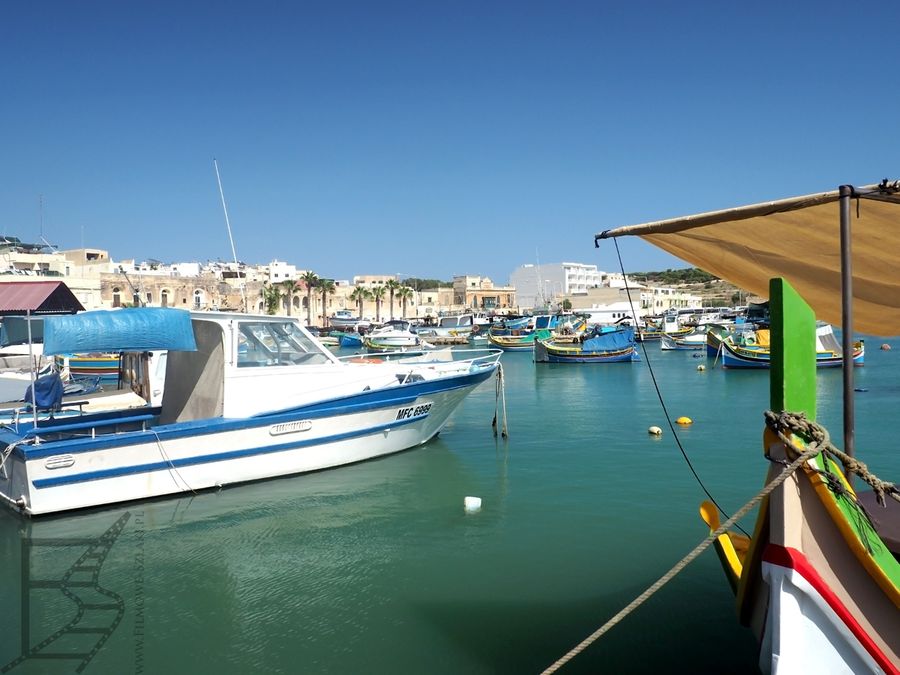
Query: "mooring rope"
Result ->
[[611, 238, 748, 536], [541, 412, 826, 674], [151, 430, 196, 494], [765, 410, 899, 507], [491, 363, 509, 438]]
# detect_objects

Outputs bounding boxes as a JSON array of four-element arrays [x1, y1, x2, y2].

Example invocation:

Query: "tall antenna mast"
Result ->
[[535, 248, 546, 308], [37, 194, 55, 251], [214, 158, 247, 312]]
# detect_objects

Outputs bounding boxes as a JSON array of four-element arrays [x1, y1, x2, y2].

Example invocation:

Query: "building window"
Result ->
[[161, 290, 169, 308]]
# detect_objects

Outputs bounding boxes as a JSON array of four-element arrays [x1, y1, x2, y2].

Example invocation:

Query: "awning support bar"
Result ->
[[840, 185, 855, 476]]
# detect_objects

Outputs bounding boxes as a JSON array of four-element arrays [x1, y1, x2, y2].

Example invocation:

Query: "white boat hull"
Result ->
[[760, 547, 891, 674], [2, 370, 491, 515]]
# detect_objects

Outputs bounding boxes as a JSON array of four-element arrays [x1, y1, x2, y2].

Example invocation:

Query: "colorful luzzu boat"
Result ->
[[596, 181, 900, 672], [718, 324, 865, 369], [534, 326, 639, 363], [701, 280, 897, 673]]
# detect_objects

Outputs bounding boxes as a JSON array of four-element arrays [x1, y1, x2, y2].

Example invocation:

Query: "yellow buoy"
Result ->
[[648, 426, 662, 436], [676, 416, 693, 425]]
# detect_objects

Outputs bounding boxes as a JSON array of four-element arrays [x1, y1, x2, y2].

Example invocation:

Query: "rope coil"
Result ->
[[765, 410, 899, 507]]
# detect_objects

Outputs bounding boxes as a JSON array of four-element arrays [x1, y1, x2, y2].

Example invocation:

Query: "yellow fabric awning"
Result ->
[[596, 181, 900, 336]]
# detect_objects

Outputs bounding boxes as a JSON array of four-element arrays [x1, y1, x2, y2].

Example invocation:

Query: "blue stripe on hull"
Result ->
[[31, 410, 431, 489], [15, 365, 496, 460]]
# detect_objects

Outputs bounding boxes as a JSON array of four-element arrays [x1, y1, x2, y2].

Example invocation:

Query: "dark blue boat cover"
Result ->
[[42, 308, 197, 355], [23, 372, 64, 411], [581, 327, 635, 353]]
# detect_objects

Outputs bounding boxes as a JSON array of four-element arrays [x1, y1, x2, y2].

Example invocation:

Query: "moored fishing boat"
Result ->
[[486, 314, 574, 352], [415, 313, 476, 340], [337, 331, 364, 348], [705, 323, 738, 357], [534, 326, 639, 363], [718, 324, 864, 369], [362, 320, 430, 352], [659, 327, 707, 350], [329, 309, 370, 331], [0, 307, 502, 516], [596, 180, 900, 673], [55, 352, 121, 382]]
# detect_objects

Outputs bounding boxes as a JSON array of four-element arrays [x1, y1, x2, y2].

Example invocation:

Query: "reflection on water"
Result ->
[[1, 340, 898, 673]]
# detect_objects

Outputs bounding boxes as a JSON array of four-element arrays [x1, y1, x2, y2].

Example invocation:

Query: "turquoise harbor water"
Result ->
[[1, 340, 898, 674]]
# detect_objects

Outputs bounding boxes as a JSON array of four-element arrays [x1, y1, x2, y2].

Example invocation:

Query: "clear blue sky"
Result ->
[[2, 1, 898, 285]]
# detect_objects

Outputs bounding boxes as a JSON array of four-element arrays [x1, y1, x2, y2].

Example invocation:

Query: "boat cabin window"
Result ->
[[237, 321, 331, 367]]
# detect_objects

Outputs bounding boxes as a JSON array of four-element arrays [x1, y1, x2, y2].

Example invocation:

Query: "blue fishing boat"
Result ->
[[337, 331, 363, 348], [718, 324, 864, 369], [486, 314, 576, 352], [534, 326, 639, 363]]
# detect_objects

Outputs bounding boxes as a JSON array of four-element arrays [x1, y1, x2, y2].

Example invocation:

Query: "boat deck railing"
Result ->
[[339, 346, 500, 363]]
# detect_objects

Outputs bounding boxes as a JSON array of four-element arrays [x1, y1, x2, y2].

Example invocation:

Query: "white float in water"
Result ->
[[648, 426, 662, 436], [464, 496, 482, 513]]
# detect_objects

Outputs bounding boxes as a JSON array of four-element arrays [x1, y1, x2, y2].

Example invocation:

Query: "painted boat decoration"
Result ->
[[534, 326, 639, 363], [596, 181, 900, 673], [0, 307, 502, 516]]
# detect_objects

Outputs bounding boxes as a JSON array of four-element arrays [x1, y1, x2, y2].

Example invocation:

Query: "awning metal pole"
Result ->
[[839, 185, 855, 475]]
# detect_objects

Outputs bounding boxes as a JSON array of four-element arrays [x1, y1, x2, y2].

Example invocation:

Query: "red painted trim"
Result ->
[[763, 544, 898, 675]]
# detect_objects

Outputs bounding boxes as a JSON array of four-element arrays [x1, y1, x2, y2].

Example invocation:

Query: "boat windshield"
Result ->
[[237, 321, 332, 367]]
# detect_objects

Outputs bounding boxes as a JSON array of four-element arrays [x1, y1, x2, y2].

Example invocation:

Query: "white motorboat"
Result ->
[[0, 308, 502, 516]]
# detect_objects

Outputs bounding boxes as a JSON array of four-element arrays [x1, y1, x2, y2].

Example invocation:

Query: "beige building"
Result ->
[[452, 275, 516, 313], [0, 238, 524, 326]]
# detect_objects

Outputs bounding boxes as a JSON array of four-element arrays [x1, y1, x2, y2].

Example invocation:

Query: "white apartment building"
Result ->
[[266, 260, 299, 283], [509, 262, 605, 311]]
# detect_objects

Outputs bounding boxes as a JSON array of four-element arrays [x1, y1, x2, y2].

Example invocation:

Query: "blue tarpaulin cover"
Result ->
[[581, 327, 635, 353], [24, 372, 63, 410], [43, 308, 197, 355]]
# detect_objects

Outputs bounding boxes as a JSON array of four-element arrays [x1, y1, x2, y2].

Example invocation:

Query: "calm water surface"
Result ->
[[1, 339, 898, 674]]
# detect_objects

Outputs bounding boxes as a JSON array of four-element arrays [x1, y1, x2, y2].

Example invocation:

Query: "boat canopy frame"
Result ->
[[595, 178, 900, 467]]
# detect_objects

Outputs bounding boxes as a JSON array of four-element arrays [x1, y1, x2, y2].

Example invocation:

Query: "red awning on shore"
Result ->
[[0, 281, 85, 315]]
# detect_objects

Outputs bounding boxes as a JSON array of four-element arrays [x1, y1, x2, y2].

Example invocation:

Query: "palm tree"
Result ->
[[318, 279, 336, 326], [260, 281, 280, 315], [370, 286, 386, 323], [385, 279, 400, 320], [396, 286, 414, 318], [300, 271, 319, 326], [281, 279, 300, 317], [349, 286, 371, 321]]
